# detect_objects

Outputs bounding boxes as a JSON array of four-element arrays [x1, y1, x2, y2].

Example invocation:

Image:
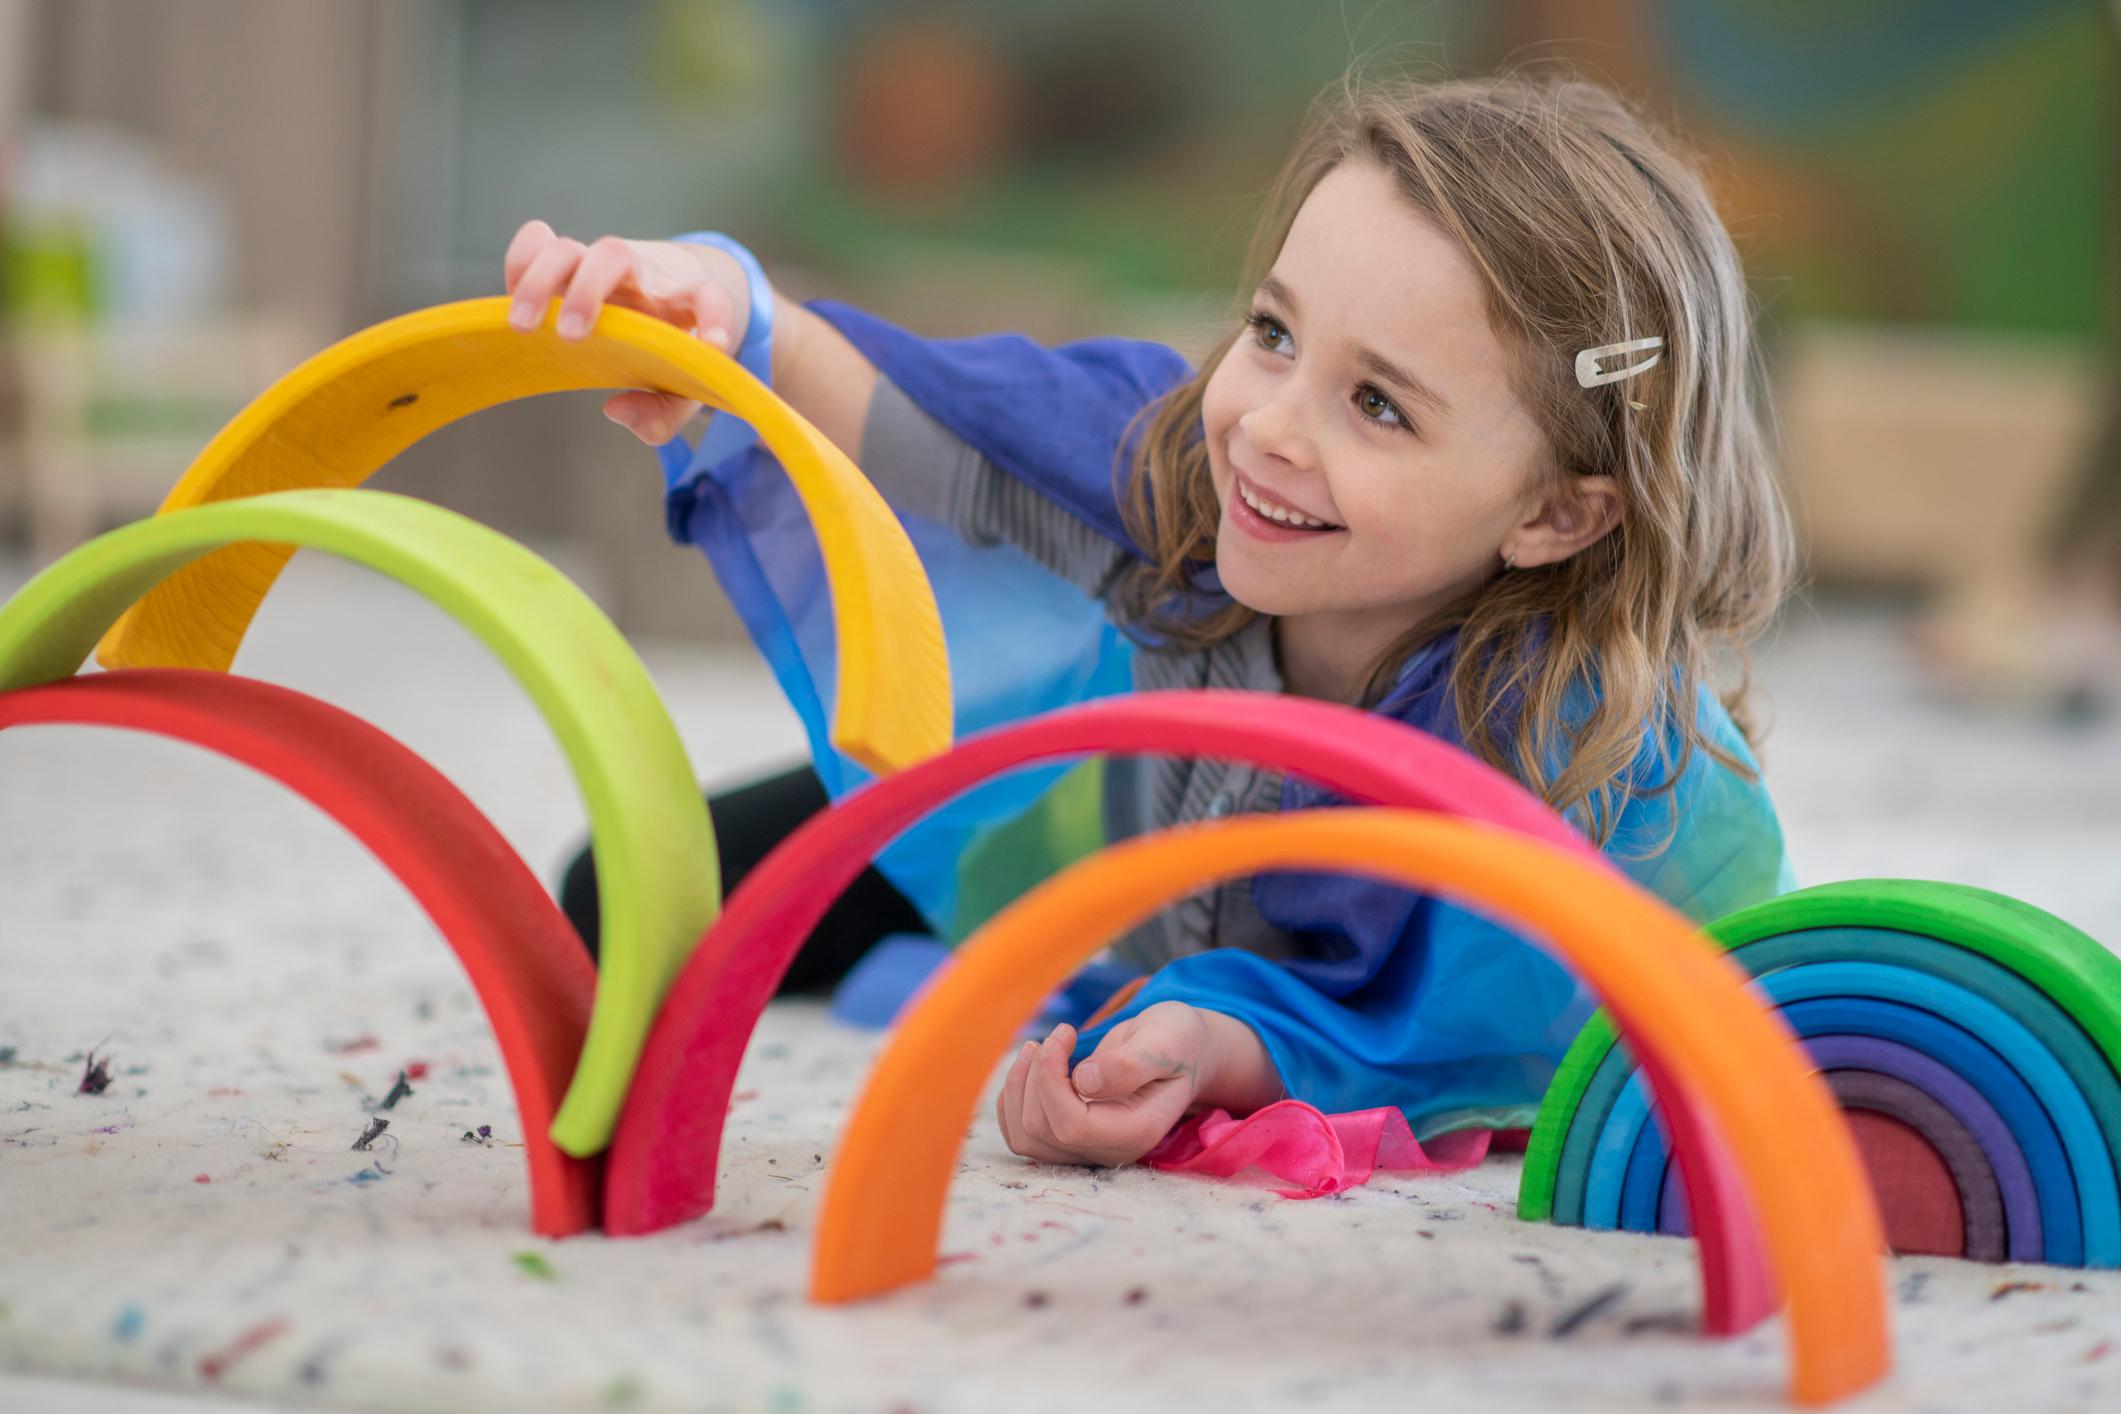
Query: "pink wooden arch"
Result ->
[[602, 691, 1765, 1332]]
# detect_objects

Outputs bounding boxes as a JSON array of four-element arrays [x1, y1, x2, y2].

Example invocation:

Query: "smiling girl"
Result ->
[[508, 71, 1796, 1171]]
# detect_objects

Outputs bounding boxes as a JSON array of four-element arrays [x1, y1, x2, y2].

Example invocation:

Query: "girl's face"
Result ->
[[1201, 160, 1557, 660]]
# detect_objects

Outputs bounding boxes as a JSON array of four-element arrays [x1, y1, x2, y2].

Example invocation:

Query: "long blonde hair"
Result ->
[[1112, 71, 1794, 845]]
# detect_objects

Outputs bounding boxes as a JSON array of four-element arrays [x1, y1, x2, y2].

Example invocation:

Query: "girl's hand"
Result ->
[[501, 219, 752, 443], [994, 1002, 1282, 1168]]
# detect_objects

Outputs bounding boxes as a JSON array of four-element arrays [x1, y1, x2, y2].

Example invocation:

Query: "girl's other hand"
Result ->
[[501, 218, 752, 444], [996, 1003, 1221, 1168], [996, 1017, 1196, 1168]]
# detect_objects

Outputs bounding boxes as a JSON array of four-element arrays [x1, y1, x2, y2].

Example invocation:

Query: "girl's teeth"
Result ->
[[1240, 481, 1328, 527]]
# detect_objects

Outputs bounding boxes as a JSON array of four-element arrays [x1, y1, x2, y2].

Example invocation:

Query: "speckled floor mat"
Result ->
[[5, 556, 2121, 1412]]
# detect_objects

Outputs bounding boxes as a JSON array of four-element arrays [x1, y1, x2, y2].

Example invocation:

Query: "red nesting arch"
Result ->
[[0, 669, 601, 1235], [602, 689, 1766, 1333]]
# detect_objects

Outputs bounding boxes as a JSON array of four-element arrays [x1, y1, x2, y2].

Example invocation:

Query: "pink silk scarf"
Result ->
[[1143, 1100, 1522, 1199]]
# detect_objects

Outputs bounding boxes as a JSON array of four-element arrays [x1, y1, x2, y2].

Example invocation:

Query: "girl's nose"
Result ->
[[1237, 385, 1315, 470]]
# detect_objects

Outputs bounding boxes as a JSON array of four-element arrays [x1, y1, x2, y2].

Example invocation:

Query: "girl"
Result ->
[[509, 72, 1796, 1171]]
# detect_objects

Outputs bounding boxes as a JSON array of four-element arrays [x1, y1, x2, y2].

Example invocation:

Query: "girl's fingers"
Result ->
[[1028, 1026, 1108, 1152], [1071, 1041, 1162, 1100], [996, 1040, 1036, 1156], [503, 219, 557, 293], [557, 235, 637, 340], [1029, 1036, 1177, 1163], [1003, 1037, 1098, 1165], [602, 390, 702, 444], [1009, 1024, 1193, 1166], [1077, 1003, 1204, 1101], [1016, 1029, 1074, 1151], [689, 279, 738, 351], [510, 237, 587, 331]]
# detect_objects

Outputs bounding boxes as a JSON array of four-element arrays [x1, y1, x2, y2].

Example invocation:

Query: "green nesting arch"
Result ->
[[1522, 879, 2121, 1224]]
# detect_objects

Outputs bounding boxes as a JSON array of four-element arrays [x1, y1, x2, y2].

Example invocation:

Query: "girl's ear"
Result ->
[[1503, 475, 1621, 571]]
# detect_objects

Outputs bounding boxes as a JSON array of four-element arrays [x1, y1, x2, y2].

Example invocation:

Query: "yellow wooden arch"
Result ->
[[94, 297, 950, 777]]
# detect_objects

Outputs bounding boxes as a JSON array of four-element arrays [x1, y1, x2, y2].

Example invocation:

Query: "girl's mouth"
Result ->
[[1231, 473, 1344, 543]]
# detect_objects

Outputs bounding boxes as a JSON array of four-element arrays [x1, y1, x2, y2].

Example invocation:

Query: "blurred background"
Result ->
[[1, 14, 2114, 1411], [0, 0, 2110, 680]]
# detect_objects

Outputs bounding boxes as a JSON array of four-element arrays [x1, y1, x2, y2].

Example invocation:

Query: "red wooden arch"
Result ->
[[0, 669, 601, 1235]]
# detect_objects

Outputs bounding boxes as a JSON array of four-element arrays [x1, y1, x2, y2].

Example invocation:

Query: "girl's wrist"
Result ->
[[1192, 1008, 1284, 1115], [673, 239, 757, 350], [669, 234, 813, 396], [770, 298, 821, 392]]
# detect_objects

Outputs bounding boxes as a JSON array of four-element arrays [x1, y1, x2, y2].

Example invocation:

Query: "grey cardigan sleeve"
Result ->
[[857, 373, 1133, 600]]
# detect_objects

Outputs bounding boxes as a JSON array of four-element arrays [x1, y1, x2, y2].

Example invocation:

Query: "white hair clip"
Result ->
[[1574, 336, 1664, 389]]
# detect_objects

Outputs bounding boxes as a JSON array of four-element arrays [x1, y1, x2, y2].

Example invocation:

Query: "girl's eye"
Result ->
[[1245, 310, 1413, 435], [1245, 310, 1292, 355], [1355, 383, 1411, 433]]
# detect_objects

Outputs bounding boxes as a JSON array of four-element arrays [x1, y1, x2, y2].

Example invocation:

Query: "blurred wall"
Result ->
[[8, 0, 743, 639], [3, 0, 2111, 638], [32, 0, 380, 331]]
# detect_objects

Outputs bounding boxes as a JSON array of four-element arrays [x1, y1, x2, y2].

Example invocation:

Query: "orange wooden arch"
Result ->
[[813, 811, 1889, 1406]]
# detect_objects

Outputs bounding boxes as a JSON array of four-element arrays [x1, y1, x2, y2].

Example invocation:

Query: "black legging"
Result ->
[[557, 764, 928, 995]]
